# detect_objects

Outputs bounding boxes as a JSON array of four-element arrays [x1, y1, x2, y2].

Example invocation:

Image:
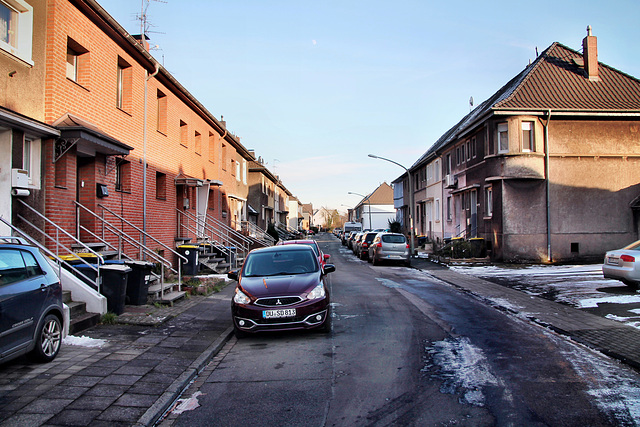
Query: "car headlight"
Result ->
[[233, 289, 251, 305], [307, 284, 326, 300]]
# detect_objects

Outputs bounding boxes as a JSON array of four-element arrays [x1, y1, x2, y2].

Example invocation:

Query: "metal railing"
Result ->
[[240, 220, 275, 246], [7, 201, 103, 292], [80, 202, 187, 299]]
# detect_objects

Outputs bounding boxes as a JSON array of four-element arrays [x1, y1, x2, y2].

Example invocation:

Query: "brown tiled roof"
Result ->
[[407, 41, 640, 174], [496, 43, 640, 111]]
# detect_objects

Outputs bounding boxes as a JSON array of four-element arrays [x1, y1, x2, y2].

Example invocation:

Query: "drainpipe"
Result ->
[[543, 109, 552, 262], [143, 62, 160, 248]]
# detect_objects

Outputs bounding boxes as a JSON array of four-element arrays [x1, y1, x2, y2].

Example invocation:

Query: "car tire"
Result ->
[[319, 309, 332, 333], [32, 314, 62, 363], [234, 326, 248, 339]]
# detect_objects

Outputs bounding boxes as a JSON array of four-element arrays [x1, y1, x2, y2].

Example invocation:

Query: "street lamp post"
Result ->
[[348, 192, 372, 230], [368, 154, 415, 257]]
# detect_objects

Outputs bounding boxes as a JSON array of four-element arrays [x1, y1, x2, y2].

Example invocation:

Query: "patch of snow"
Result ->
[[62, 335, 107, 348], [425, 337, 501, 407], [604, 314, 640, 329], [579, 295, 640, 309], [487, 297, 524, 313]]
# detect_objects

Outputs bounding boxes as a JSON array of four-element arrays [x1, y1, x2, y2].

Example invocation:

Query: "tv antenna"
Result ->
[[137, 0, 167, 40]]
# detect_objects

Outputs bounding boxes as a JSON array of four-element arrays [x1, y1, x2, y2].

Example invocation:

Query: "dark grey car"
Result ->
[[0, 237, 64, 364]]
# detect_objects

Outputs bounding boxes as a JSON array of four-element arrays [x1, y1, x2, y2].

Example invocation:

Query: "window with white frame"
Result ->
[[435, 198, 440, 222], [434, 160, 440, 181], [484, 185, 493, 217], [522, 121, 534, 152], [497, 123, 509, 153], [446, 196, 452, 221], [0, 0, 33, 65], [22, 138, 41, 188], [242, 159, 247, 184], [471, 136, 477, 158], [235, 158, 240, 181]]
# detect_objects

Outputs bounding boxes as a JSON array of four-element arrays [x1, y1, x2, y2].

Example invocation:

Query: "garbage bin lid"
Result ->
[[124, 260, 154, 267], [100, 265, 132, 272], [178, 245, 199, 249]]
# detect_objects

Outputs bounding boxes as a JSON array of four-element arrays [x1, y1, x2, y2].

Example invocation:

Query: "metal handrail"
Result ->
[[241, 221, 275, 246], [2, 206, 103, 293], [80, 202, 187, 299], [207, 214, 253, 251]]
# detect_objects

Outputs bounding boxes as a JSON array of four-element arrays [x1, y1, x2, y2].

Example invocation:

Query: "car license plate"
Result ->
[[607, 257, 619, 265], [263, 308, 296, 319]]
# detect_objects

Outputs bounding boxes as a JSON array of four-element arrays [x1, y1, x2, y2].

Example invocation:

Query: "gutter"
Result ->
[[543, 110, 552, 262]]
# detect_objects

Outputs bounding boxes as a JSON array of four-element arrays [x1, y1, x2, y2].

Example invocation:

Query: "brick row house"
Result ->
[[395, 28, 640, 262], [1, 0, 304, 316]]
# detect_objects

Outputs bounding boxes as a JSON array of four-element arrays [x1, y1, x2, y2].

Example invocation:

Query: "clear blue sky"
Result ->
[[99, 0, 640, 213]]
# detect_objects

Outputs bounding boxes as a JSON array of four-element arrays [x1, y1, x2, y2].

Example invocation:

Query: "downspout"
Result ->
[[143, 61, 160, 248], [543, 109, 552, 262]]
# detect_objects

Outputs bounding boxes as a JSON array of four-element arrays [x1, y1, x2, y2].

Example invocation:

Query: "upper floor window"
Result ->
[[179, 120, 188, 147], [471, 136, 477, 158], [194, 131, 201, 155], [116, 57, 132, 112], [497, 123, 509, 153], [0, 0, 33, 65], [208, 132, 216, 163], [156, 172, 166, 200], [156, 90, 167, 134], [484, 185, 493, 217], [66, 37, 89, 86], [522, 121, 535, 152]]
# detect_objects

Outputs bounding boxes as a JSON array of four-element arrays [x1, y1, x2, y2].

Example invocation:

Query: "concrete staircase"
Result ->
[[64, 290, 101, 334]]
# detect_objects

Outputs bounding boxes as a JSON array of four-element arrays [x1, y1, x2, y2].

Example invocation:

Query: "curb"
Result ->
[[135, 325, 235, 426]]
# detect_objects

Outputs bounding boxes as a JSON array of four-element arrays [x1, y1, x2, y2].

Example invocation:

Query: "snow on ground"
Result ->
[[450, 263, 640, 329], [424, 337, 506, 407], [62, 335, 107, 348]]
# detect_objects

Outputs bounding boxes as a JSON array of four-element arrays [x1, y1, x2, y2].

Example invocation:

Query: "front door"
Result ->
[[196, 183, 210, 238], [470, 190, 477, 238]]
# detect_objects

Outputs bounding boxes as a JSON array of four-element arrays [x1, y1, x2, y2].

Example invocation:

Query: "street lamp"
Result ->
[[340, 204, 353, 221], [348, 192, 372, 230], [368, 154, 415, 257]]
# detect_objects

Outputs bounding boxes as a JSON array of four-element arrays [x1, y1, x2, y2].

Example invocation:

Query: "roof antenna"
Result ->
[[535, 47, 539, 57]]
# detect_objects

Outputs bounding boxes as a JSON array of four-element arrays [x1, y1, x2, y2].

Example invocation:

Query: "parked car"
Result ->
[[228, 244, 335, 338], [603, 240, 640, 287], [0, 237, 65, 364], [277, 239, 331, 270], [368, 232, 411, 266], [357, 232, 379, 260], [351, 232, 365, 253], [346, 231, 359, 249]]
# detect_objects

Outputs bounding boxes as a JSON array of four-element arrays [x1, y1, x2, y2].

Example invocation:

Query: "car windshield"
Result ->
[[242, 250, 318, 277], [382, 235, 406, 244]]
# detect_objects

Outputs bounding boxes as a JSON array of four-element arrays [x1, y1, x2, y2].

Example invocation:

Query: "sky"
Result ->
[[98, 0, 640, 213]]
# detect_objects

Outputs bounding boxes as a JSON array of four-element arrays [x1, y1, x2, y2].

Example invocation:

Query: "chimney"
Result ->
[[132, 34, 150, 52], [582, 25, 599, 81]]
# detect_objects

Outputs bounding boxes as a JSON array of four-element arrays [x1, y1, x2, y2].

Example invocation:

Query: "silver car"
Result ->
[[368, 232, 410, 267], [603, 240, 640, 288]]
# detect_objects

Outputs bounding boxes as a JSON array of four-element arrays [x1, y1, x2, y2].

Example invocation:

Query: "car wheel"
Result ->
[[32, 314, 62, 363], [234, 326, 248, 339], [319, 309, 332, 333]]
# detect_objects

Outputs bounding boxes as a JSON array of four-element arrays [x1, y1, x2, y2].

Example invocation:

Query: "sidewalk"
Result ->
[[0, 282, 235, 427], [411, 256, 640, 370]]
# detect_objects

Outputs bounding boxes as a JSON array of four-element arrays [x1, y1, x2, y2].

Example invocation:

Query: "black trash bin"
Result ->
[[178, 244, 200, 275], [470, 238, 486, 258], [100, 264, 131, 315], [124, 260, 153, 305]]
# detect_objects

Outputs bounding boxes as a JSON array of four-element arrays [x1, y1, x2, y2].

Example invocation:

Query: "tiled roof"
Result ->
[[407, 41, 640, 173], [496, 43, 640, 111]]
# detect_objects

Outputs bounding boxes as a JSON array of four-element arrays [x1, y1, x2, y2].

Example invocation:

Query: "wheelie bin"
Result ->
[[178, 244, 200, 275]]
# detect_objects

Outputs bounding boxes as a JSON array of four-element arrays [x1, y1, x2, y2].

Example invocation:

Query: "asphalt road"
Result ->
[[165, 233, 640, 426]]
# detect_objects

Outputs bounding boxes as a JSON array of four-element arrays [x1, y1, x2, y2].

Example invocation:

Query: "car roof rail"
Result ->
[[0, 236, 30, 245]]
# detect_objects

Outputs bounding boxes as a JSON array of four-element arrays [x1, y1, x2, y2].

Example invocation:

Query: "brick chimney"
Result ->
[[582, 25, 599, 81]]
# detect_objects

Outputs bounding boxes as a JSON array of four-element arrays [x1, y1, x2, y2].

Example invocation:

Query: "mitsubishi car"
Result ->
[[228, 244, 335, 338]]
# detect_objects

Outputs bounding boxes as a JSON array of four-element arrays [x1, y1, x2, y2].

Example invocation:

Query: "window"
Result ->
[[115, 159, 131, 192], [180, 120, 188, 147], [194, 131, 201, 155], [435, 198, 440, 221], [446, 153, 451, 175], [156, 172, 166, 199], [243, 159, 247, 184], [0, 0, 33, 65], [221, 143, 227, 170], [522, 121, 534, 152], [466, 140, 471, 161], [22, 138, 40, 188], [235, 158, 240, 180], [461, 144, 466, 163], [156, 90, 167, 134], [497, 123, 509, 153], [434, 160, 440, 181], [446, 196, 452, 221], [456, 147, 461, 165], [484, 186, 493, 217], [208, 132, 216, 163], [471, 137, 477, 158], [116, 57, 132, 112], [66, 38, 89, 86]]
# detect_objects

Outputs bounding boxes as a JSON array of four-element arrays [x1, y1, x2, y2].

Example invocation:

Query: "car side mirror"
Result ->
[[323, 254, 331, 260], [227, 269, 239, 281], [323, 264, 336, 274]]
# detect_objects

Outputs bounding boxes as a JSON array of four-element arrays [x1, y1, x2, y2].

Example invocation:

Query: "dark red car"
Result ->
[[277, 239, 331, 270], [228, 244, 335, 338]]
